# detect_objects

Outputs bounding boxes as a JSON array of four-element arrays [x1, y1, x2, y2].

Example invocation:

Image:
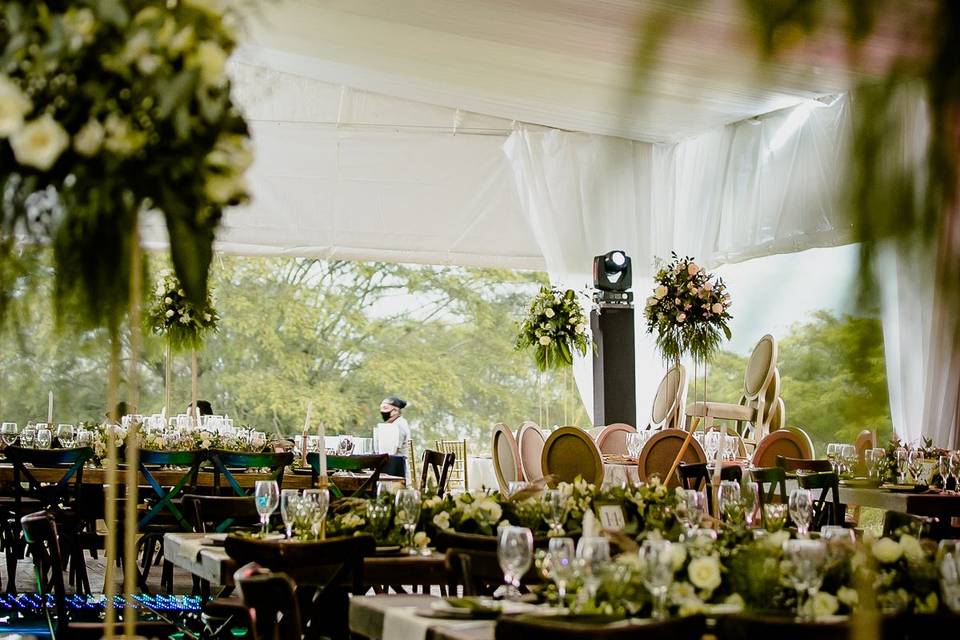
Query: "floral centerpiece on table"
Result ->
[[0, 1, 252, 329], [147, 269, 219, 350], [516, 286, 590, 371], [644, 253, 732, 363]]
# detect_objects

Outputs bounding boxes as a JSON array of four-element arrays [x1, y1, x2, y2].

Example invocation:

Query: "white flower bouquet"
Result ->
[[644, 253, 732, 363], [147, 269, 219, 350], [516, 286, 590, 371]]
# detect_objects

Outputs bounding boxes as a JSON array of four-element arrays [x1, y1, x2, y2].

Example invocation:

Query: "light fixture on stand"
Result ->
[[590, 250, 636, 426]]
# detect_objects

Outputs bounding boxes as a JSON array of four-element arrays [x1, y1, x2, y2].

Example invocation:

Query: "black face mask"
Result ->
[[380, 411, 392, 422]]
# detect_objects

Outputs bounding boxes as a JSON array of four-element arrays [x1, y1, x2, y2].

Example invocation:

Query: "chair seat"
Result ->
[[685, 401, 756, 421]]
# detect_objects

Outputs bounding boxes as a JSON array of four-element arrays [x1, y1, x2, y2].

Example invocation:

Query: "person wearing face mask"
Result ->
[[378, 396, 410, 455]]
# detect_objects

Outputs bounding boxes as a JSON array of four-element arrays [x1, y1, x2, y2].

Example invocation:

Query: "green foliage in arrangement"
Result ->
[[146, 269, 219, 351], [515, 286, 590, 371], [0, 0, 251, 331]]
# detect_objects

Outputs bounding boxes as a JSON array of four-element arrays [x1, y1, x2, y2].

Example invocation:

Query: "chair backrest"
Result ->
[[776, 456, 832, 473], [677, 462, 742, 514], [492, 423, 522, 493], [795, 471, 843, 530], [496, 613, 706, 640], [751, 428, 812, 467], [420, 449, 455, 496], [20, 510, 67, 633], [638, 429, 706, 489], [182, 494, 261, 534], [405, 439, 418, 489], [595, 423, 636, 455], [650, 364, 686, 430], [854, 429, 877, 463], [237, 565, 302, 640], [751, 466, 788, 527], [766, 397, 786, 432], [517, 423, 546, 482], [308, 452, 388, 498], [435, 439, 468, 490], [445, 548, 541, 597], [5, 446, 93, 511], [541, 427, 604, 487], [742, 334, 778, 400], [209, 450, 293, 496]]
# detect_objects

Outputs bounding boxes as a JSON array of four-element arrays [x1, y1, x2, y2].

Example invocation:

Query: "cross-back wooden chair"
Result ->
[[677, 462, 742, 514], [795, 471, 844, 531], [751, 466, 787, 527], [435, 439, 468, 490], [420, 449, 455, 496], [776, 456, 832, 473], [307, 452, 389, 499], [208, 450, 293, 496]]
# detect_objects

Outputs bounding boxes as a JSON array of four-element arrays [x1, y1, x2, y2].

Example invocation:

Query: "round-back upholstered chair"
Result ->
[[854, 429, 877, 463], [595, 423, 636, 455], [650, 364, 686, 430], [638, 428, 707, 489], [752, 425, 814, 468], [491, 423, 522, 494], [517, 422, 547, 482], [541, 427, 604, 487]]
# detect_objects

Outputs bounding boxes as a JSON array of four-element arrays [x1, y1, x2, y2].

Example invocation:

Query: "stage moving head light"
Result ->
[[593, 250, 632, 292]]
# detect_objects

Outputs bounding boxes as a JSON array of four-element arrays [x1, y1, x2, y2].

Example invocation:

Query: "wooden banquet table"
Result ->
[[350, 594, 493, 640], [0, 463, 403, 494], [838, 485, 960, 528], [163, 532, 448, 589]]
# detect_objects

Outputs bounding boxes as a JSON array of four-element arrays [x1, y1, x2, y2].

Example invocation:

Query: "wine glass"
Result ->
[[280, 490, 300, 539], [764, 503, 789, 532], [546, 537, 575, 606], [908, 449, 926, 485], [677, 489, 705, 537], [308, 489, 330, 539], [394, 488, 422, 555], [1, 422, 18, 447], [867, 447, 885, 480], [35, 424, 52, 449], [639, 539, 675, 620], [496, 526, 533, 599], [839, 444, 856, 476], [740, 481, 759, 527], [895, 448, 909, 483], [542, 489, 565, 536], [826, 443, 840, 472], [783, 539, 827, 619], [950, 452, 960, 492], [718, 480, 741, 523], [254, 480, 280, 536], [366, 500, 392, 542], [705, 431, 720, 464], [940, 456, 952, 490], [575, 536, 610, 606], [789, 488, 813, 537], [56, 424, 75, 448], [20, 424, 36, 448], [937, 540, 960, 613], [626, 432, 642, 459]]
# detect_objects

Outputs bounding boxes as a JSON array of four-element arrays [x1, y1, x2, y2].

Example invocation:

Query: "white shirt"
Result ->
[[392, 415, 411, 455]]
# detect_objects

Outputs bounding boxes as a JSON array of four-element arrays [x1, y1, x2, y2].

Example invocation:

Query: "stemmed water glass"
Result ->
[[740, 481, 759, 527], [895, 448, 909, 483], [789, 488, 813, 537], [1, 423, 18, 448], [908, 449, 926, 485], [254, 480, 280, 536], [838, 444, 856, 476], [56, 424, 75, 448], [705, 431, 720, 464], [639, 539, 674, 620], [626, 432, 642, 460], [783, 539, 827, 619], [20, 424, 36, 448], [545, 537, 575, 606], [366, 500, 392, 542], [865, 447, 884, 480], [302, 488, 330, 539], [542, 489, 565, 536], [35, 424, 52, 449], [718, 480, 741, 523], [394, 488, 421, 555], [496, 526, 533, 599], [939, 456, 952, 490], [280, 489, 300, 539], [676, 489, 705, 537], [576, 536, 610, 606]]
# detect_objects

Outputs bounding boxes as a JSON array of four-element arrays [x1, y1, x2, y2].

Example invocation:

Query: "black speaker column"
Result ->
[[590, 303, 636, 427]]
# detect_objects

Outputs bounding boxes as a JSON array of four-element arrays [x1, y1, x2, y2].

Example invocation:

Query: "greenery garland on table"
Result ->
[[147, 269, 219, 350], [0, 1, 252, 331], [644, 253, 732, 363], [515, 286, 590, 371], [81, 420, 265, 463]]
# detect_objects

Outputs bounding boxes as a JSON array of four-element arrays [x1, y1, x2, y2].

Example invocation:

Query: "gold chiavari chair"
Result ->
[[406, 439, 419, 490], [435, 439, 468, 490]]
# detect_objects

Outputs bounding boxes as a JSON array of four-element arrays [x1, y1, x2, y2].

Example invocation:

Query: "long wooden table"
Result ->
[[838, 485, 960, 528], [0, 464, 402, 493], [164, 532, 448, 588]]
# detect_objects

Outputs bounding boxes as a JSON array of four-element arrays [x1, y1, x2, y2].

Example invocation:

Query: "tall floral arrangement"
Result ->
[[516, 286, 590, 371], [147, 269, 218, 351], [0, 1, 252, 330], [644, 253, 732, 363]]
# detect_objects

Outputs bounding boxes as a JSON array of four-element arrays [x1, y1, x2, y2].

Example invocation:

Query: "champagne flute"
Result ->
[[908, 449, 926, 485], [394, 488, 421, 554], [542, 489, 565, 536], [639, 539, 674, 620], [546, 537, 575, 606], [895, 448, 909, 483], [254, 480, 280, 536], [496, 526, 533, 599], [939, 456, 952, 490], [280, 489, 300, 539], [789, 488, 813, 537]]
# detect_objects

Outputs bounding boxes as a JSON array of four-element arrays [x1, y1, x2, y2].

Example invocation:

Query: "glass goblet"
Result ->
[[280, 489, 300, 539], [783, 539, 827, 619], [764, 502, 789, 532], [56, 424, 75, 448], [718, 480, 742, 523], [496, 526, 533, 600], [546, 537, 575, 606], [740, 481, 759, 528], [639, 539, 674, 620], [575, 536, 610, 606], [35, 425, 52, 449], [1, 422, 18, 448], [254, 480, 280, 536], [542, 489, 566, 536], [394, 488, 422, 555], [789, 488, 813, 537]]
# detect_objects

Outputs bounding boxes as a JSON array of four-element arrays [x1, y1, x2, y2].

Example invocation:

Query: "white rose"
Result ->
[[195, 41, 227, 86], [837, 586, 859, 608], [10, 115, 69, 170], [577, 323, 587, 334], [646, 297, 658, 307], [164, 297, 173, 304], [432, 511, 452, 531], [544, 308, 555, 318], [204, 313, 212, 322], [104, 114, 145, 156], [0, 75, 32, 137], [676, 313, 687, 323], [712, 303, 724, 314], [687, 263, 700, 276], [412, 531, 430, 548], [179, 314, 190, 324], [73, 119, 105, 157], [137, 54, 162, 75], [670, 543, 688, 571], [872, 537, 903, 564], [178, 289, 185, 296], [687, 555, 721, 591], [808, 591, 839, 619], [538, 336, 551, 346], [63, 8, 97, 48], [165, 309, 175, 318], [654, 285, 668, 299], [899, 534, 925, 562]]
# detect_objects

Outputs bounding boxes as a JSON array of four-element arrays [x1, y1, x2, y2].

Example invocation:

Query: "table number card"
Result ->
[[596, 504, 626, 531]]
